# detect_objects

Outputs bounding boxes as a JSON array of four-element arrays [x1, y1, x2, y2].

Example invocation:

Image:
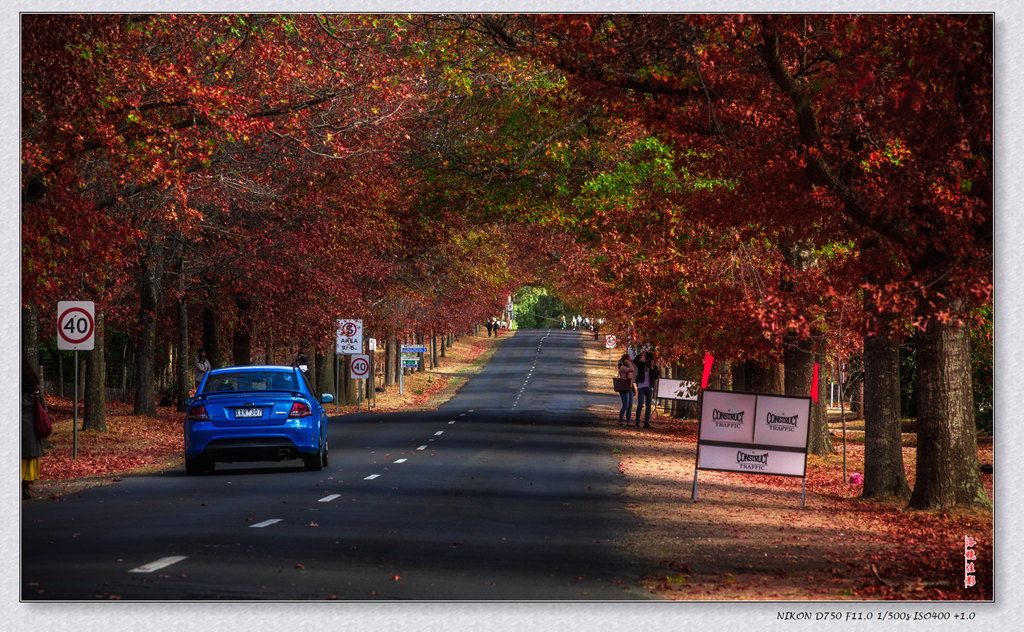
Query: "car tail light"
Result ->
[[288, 401, 312, 419], [187, 405, 210, 422]]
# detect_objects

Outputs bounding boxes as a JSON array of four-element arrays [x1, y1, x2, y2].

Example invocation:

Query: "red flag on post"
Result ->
[[700, 353, 714, 390], [810, 363, 819, 402]]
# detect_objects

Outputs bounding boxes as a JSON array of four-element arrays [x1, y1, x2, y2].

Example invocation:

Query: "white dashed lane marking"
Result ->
[[318, 494, 341, 503], [417, 445, 428, 450], [250, 519, 283, 529], [128, 555, 187, 573], [394, 458, 407, 464], [364, 474, 381, 480]]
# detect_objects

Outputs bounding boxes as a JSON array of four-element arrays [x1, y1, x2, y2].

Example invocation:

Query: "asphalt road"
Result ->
[[21, 329, 652, 600]]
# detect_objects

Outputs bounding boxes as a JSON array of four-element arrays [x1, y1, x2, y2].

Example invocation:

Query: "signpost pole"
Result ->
[[73, 350, 79, 460], [58, 302, 95, 461], [335, 353, 340, 413]]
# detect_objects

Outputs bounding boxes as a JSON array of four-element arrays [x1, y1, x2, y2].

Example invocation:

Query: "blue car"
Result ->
[[184, 365, 334, 475]]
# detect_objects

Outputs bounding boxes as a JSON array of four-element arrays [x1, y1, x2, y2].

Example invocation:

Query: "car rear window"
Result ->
[[203, 371, 298, 393]]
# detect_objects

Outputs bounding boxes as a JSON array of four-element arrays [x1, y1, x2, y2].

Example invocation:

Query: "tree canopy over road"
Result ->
[[21, 14, 991, 511]]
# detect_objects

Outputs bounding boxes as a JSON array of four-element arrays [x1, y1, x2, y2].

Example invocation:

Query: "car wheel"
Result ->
[[185, 457, 210, 476], [321, 437, 329, 467], [304, 444, 323, 472]]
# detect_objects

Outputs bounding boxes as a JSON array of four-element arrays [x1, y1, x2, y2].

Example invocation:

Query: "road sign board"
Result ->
[[402, 359, 420, 367], [57, 301, 96, 351], [402, 345, 428, 353], [605, 335, 617, 349], [349, 354, 370, 379], [336, 319, 363, 354]]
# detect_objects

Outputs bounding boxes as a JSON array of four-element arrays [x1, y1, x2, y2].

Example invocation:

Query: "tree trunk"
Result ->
[[717, 359, 732, 391], [322, 351, 337, 401], [909, 317, 990, 509], [202, 305, 220, 369], [134, 242, 163, 417], [862, 324, 911, 499], [22, 304, 41, 383], [784, 332, 833, 455], [232, 297, 252, 366], [731, 361, 746, 392], [83, 310, 107, 431], [175, 298, 189, 410], [344, 354, 357, 403], [385, 337, 395, 387], [741, 360, 782, 395]]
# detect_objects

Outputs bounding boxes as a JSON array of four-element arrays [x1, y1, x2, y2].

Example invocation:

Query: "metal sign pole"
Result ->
[[335, 353, 339, 413], [73, 350, 79, 460]]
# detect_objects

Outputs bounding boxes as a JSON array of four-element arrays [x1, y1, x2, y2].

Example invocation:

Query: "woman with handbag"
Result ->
[[22, 358, 47, 500], [614, 354, 637, 426]]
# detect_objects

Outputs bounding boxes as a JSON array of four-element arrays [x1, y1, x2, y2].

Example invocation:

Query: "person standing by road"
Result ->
[[194, 349, 211, 390], [292, 350, 309, 373], [633, 351, 659, 428], [22, 358, 46, 500], [616, 353, 637, 426], [486, 320, 494, 337]]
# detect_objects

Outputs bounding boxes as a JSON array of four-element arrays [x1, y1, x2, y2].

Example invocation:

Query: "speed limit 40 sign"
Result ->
[[349, 354, 371, 380], [57, 301, 95, 351]]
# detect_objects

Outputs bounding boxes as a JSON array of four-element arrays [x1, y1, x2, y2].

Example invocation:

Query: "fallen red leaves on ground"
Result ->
[[612, 415, 993, 601], [36, 397, 184, 481]]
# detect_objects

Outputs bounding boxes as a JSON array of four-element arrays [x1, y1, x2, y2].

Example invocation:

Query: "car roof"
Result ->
[[208, 365, 296, 374]]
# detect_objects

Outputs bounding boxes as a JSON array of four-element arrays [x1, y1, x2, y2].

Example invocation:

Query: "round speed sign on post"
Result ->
[[57, 301, 96, 351], [605, 335, 617, 349], [349, 354, 371, 380]]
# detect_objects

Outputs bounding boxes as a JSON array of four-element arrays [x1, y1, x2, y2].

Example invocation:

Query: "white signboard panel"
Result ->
[[754, 394, 812, 449], [698, 444, 807, 477], [657, 378, 698, 401], [349, 354, 370, 379], [57, 301, 96, 351], [336, 319, 363, 354], [698, 390, 757, 444]]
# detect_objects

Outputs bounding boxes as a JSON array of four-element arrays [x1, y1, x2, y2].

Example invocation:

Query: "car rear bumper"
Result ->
[[198, 437, 320, 462], [185, 424, 320, 463]]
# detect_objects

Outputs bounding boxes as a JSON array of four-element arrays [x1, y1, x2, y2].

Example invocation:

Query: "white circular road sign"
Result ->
[[350, 354, 370, 380], [57, 301, 96, 351], [605, 335, 617, 349]]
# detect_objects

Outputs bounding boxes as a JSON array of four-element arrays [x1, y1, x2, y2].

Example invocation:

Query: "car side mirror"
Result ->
[[321, 393, 334, 404]]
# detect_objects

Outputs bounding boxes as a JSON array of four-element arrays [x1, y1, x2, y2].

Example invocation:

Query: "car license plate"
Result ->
[[235, 407, 263, 418]]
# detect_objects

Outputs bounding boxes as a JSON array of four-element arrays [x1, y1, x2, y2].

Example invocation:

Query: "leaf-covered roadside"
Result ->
[[580, 332, 993, 601], [611, 420, 993, 601]]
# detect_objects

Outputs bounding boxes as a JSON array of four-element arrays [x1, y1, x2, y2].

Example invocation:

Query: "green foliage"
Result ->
[[513, 286, 572, 329]]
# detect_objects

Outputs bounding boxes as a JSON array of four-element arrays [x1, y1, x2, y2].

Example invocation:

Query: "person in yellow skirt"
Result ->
[[22, 358, 46, 500]]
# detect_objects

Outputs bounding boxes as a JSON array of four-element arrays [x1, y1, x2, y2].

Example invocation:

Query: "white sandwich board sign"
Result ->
[[693, 389, 813, 506]]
